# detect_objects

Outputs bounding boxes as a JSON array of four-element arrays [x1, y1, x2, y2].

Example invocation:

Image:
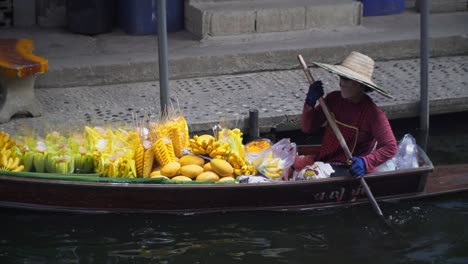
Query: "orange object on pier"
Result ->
[[0, 39, 48, 78]]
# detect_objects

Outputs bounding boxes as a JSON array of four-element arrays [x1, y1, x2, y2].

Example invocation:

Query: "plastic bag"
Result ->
[[237, 175, 272, 184], [392, 134, 419, 170], [257, 138, 296, 181], [293, 161, 335, 181], [245, 139, 272, 168], [374, 158, 396, 172]]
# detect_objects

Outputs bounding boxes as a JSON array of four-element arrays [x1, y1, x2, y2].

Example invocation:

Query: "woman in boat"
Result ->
[[295, 51, 397, 177]]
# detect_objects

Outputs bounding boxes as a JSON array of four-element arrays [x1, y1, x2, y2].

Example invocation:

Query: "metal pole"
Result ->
[[248, 109, 260, 140], [419, 0, 429, 151], [157, 0, 170, 114]]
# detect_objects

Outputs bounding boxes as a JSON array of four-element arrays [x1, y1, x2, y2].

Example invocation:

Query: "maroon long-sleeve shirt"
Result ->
[[301, 91, 397, 172]]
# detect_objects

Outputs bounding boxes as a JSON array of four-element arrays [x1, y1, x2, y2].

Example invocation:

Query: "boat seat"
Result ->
[[0, 39, 48, 123]]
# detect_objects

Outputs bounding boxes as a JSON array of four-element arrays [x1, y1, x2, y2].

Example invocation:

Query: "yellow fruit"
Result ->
[[203, 162, 212, 172], [171, 175, 192, 182], [160, 161, 181, 178], [210, 159, 234, 177], [198, 134, 215, 142], [150, 170, 161, 177], [180, 164, 204, 179], [179, 155, 205, 167], [151, 175, 169, 180], [245, 139, 271, 153], [142, 149, 154, 178], [196, 171, 220, 181], [218, 176, 236, 183]]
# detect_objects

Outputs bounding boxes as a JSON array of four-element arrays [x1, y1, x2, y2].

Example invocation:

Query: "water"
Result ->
[[1, 112, 467, 264], [1, 195, 467, 264]]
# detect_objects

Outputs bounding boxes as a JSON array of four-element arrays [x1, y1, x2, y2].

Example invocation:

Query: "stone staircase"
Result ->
[[185, 0, 363, 39]]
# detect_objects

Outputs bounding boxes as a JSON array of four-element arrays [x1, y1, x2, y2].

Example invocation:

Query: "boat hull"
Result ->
[[0, 168, 431, 214], [2, 145, 467, 214]]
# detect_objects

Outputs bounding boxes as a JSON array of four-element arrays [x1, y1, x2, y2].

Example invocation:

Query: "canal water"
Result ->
[[1, 112, 467, 264]]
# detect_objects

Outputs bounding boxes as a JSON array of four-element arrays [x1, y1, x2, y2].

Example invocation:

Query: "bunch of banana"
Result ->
[[189, 134, 214, 155], [218, 128, 247, 161], [0, 152, 22, 172], [207, 141, 230, 159], [0, 131, 24, 172], [189, 134, 230, 159], [260, 158, 283, 179], [228, 152, 256, 176]]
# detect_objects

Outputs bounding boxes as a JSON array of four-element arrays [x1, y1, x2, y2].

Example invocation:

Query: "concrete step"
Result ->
[[2, 10, 466, 89], [185, 0, 362, 39]]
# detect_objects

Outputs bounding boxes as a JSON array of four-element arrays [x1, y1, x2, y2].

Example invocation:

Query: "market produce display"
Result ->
[[0, 114, 295, 183]]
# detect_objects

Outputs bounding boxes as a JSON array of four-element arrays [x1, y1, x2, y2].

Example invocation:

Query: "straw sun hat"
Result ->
[[312, 51, 393, 98]]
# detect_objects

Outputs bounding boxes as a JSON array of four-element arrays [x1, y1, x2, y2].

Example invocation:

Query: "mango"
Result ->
[[210, 159, 234, 177], [218, 176, 236, 183], [150, 170, 161, 177], [179, 155, 205, 167], [172, 175, 192, 182], [196, 171, 220, 181], [161, 161, 181, 178], [180, 164, 204, 179], [203, 162, 212, 172], [150, 175, 169, 180]]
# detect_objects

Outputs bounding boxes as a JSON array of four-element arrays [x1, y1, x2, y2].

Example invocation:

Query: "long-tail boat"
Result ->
[[1, 145, 467, 214]]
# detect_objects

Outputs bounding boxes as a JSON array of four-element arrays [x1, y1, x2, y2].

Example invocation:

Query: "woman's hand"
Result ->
[[305, 81, 324, 106], [350, 157, 366, 177]]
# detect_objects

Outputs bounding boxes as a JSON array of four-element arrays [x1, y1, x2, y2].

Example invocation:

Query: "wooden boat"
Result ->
[[0, 145, 467, 214]]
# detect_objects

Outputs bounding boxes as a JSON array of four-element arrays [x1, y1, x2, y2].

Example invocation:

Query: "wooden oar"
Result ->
[[297, 54, 384, 218]]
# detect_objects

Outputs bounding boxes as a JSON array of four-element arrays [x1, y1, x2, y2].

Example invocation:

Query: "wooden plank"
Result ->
[[425, 164, 468, 195]]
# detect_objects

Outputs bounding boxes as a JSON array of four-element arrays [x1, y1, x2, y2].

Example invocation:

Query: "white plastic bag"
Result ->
[[293, 162, 335, 180], [257, 138, 296, 181], [392, 134, 419, 170]]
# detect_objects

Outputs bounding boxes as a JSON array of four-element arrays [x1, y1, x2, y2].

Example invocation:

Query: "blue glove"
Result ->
[[305, 81, 324, 106], [350, 157, 366, 177]]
